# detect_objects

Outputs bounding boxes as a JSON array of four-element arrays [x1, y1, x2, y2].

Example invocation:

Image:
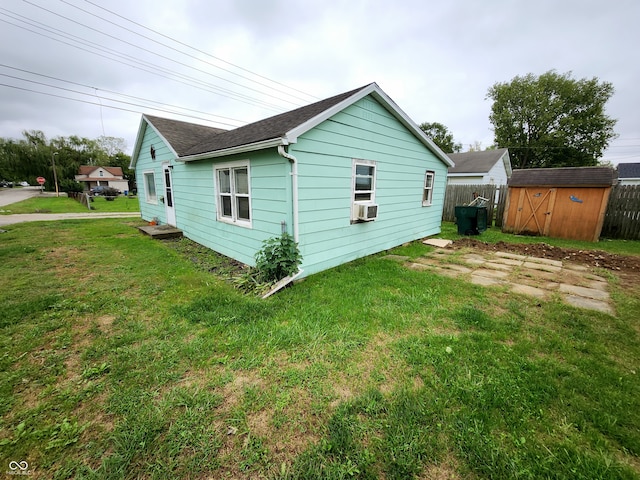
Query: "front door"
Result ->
[[163, 165, 176, 227], [513, 187, 557, 236]]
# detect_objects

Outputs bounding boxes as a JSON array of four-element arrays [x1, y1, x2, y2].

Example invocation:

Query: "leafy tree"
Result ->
[[419, 122, 462, 153], [487, 71, 617, 169]]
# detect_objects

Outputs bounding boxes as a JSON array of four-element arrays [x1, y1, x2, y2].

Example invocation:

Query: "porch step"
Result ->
[[138, 224, 183, 240]]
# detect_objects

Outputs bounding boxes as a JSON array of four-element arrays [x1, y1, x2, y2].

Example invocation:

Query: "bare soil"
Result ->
[[453, 238, 640, 273]]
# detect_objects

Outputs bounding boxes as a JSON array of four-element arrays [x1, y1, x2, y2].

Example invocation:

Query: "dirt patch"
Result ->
[[453, 238, 640, 273]]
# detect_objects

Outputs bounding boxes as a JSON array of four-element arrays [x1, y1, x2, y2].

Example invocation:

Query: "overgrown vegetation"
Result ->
[[0, 219, 638, 479], [232, 232, 303, 295]]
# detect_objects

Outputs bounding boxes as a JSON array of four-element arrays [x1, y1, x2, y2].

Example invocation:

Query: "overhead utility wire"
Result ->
[[63, 0, 317, 104], [24, 0, 304, 109], [81, 0, 320, 102], [0, 13, 286, 112], [0, 81, 239, 127], [0, 64, 246, 126]]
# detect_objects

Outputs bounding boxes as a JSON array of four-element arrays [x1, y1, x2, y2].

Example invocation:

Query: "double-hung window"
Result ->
[[215, 161, 251, 227], [353, 160, 376, 203], [351, 159, 377, 222], [143, 171, 157, 203], [423, 171, 435, 206]]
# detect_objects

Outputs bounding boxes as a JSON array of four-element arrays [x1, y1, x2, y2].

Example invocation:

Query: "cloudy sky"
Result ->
[[1, 0, 638, 164]]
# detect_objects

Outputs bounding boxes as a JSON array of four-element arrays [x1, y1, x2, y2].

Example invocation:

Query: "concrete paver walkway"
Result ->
[[388, 247, 613, 315]]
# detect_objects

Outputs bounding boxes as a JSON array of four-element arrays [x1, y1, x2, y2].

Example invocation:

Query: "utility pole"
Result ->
[[51, 152, 59, 197]]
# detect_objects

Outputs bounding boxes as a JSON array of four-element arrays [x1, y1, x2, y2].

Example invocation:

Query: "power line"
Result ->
[[0, 63, 246, 125], [23, 0, 305, 108], [62, 0, 318, 104], [80, 0, 319, 102], [0, 12, 287, 112], [0, 81, 239, 127]]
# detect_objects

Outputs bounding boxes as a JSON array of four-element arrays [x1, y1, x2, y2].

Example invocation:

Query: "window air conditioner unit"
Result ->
[[357, 203, 378, 221]]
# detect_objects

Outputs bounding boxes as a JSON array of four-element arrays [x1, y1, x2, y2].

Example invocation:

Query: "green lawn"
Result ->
[[0, 195, 140, 214], [0, 219, 638, 479]]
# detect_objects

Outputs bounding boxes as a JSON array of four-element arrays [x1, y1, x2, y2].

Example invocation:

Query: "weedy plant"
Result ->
[[234, 232, 302, 295]]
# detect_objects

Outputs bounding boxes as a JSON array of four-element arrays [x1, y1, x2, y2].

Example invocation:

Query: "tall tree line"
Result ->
[[0, 130, 132, 190]]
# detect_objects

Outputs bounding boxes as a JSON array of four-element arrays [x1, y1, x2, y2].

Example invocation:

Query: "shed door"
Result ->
[[513, 188, 557, 236]]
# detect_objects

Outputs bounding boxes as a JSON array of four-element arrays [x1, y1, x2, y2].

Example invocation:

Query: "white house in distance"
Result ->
[[617, 162, 640, 185], [447, 148, 512, 185], [75, 166, 129, 193]]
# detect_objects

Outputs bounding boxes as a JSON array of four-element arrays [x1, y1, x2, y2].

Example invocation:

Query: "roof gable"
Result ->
[[131, 83, 454, 169], [618, 162, 640, 179], [447, 149, 509, 174], [509, 166, 617, 187]]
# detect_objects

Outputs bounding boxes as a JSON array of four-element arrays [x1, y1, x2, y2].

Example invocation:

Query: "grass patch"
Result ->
[[0, 218, 638, 479], [0, 195, 139, 214]]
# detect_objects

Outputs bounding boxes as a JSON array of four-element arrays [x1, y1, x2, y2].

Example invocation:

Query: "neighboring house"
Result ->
[[617, 162, 640, 185], [130, 82, 454, 278], [503, 166, 617, 242], [75, 166, 129, 192], [447, 148, 512, 185]]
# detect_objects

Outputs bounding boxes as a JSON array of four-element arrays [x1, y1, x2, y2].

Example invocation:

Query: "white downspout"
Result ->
[[277, 144, 299, 243]]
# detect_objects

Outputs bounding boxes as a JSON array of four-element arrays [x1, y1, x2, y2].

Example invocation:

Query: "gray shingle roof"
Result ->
[[182, 84, 371, 156], [447, 148, 508, 174], [618, 162, 640, 179], [144, 115, 227, 157], [508, 167, 617, 187]]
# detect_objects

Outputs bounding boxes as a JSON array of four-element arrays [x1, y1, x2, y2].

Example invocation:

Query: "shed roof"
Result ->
[[618, 162, 640, 179], [447, 148, 509, 174], [508, 167, 617, 187]]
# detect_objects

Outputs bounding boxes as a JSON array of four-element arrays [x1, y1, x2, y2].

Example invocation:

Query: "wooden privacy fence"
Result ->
[[601, 185, 640, 240], [443, 184, 508, 227], [444, 184, 640, 240]]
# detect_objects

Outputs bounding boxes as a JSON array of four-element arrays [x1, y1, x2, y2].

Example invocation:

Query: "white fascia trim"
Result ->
[[130, 115, 180, 169], [178, 137, 286, 162]]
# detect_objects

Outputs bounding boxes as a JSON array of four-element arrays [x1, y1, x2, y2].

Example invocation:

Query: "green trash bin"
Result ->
[[455, 206, 488, 235]]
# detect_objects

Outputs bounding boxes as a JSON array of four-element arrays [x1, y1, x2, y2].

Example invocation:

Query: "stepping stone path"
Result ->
[[390, 247, 614, 315]]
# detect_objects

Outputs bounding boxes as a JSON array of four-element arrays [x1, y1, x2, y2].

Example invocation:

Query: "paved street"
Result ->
[[0, 186, 43, 207]]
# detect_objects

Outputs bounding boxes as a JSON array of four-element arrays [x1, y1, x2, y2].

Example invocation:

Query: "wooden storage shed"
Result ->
[[502, 166, 617, 242]]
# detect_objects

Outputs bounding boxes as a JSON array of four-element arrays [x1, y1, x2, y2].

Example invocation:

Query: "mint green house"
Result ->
[[130, 83, 454, 278]]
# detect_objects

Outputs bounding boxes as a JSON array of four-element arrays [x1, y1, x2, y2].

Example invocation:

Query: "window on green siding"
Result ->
[[144, 171, 157, 203], [423, 171, 435, 206], [215, 162, 251, 227]]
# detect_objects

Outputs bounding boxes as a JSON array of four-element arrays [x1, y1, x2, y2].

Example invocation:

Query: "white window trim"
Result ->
[[143, 170, 157, 204], [214, 160, 252, 228], [423, 171, 435, 206], [351, 159, 377, 221]]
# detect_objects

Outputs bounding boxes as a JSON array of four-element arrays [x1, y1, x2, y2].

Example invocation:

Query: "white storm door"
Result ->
[[163, 165, 176, 226]]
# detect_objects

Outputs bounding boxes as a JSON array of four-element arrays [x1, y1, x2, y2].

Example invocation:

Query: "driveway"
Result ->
[[0, 186, 42, 207]]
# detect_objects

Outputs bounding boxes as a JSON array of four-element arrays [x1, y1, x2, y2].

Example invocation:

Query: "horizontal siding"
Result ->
[[293, 95, 448, 276], [174, 151, 291, 266], [135, 125, 169, 223]]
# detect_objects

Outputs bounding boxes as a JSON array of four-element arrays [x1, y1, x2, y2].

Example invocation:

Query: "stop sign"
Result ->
[[36, 177, 46, 185]]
